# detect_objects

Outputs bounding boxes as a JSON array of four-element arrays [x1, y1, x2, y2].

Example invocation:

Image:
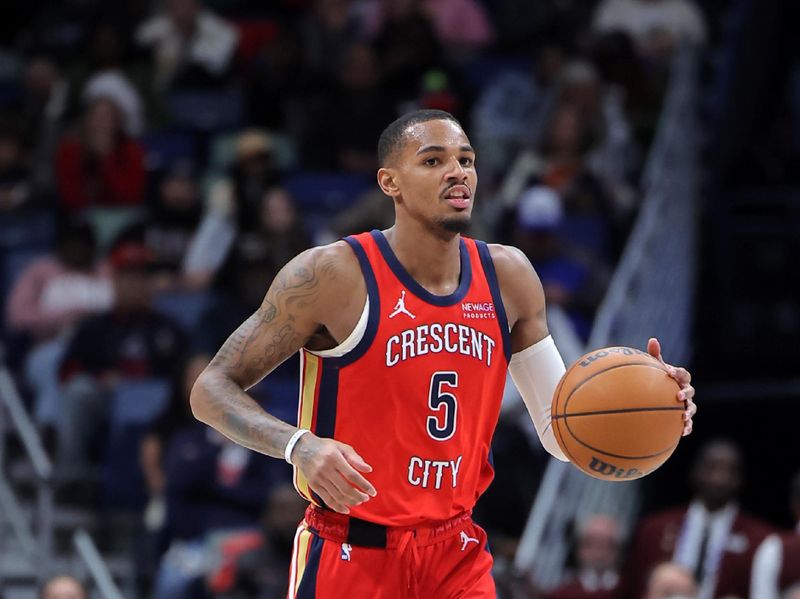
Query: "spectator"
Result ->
[[243, 25, 314, 133], [39, 574, 89, 599], [367, 0, 443, 102], [301, 0, 365, 75], [512, 185, 610, 340], [183, 132, 287, 288], [545, 514, 623, 599], [622, 439, 775, 599], [5, 218, 112, 433], [153, 409, 284, 599], [55, 96, 146, 213], [786, 584, 800, 599], [211, 482, 308, 599], [136, 0, 239, 89], [304, 43, 395, 171], [115, 160, 204, 291], [56, 242, 185, 487], [0, 122, 35, 212], [592, 0, 706, 62], [643, 562, 698, 599], [364, 0, 494, 56], [140, 353, 211, 537], [20, 56, 69, 196], [750, 470, 800, 599], [470, 55, 544, 184], [5, 218, 109, 342], [67, 22, 149, 136], [499, 98, 629, 259]]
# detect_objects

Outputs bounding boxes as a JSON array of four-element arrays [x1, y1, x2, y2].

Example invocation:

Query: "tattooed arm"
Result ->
[[190, 242, 376, 513]]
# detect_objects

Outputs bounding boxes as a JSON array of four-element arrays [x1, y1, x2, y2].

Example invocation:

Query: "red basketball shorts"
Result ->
[[287, 505, 496, 599]]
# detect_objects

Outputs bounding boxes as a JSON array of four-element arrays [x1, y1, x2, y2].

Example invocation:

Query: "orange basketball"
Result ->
[[551, 346, 684, 481]]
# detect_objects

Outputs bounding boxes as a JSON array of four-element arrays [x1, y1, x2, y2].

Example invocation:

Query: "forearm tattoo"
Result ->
[[195, 250, 338, 457]]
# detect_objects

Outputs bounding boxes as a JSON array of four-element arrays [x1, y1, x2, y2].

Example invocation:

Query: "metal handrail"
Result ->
[[73, 529, 125, 599], [0, 362, 54, 570], [0, 366, 52, 480]]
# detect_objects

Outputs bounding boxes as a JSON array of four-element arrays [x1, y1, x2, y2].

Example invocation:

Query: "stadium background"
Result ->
[[0, 0, 798, 598]]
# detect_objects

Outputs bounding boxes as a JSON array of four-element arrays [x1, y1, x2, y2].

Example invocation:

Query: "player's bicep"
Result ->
[[209, 250, 327, 389], [489, 244, 549, 353]]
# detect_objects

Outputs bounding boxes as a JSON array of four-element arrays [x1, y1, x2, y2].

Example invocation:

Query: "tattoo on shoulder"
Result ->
[[211, 249, 339, 385]]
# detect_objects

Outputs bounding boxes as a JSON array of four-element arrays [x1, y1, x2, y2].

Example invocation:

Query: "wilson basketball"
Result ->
[[551, 347, 684, 481]]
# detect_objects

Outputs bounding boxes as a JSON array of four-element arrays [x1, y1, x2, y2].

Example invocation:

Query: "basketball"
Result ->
[[552, 347, 684, 481]]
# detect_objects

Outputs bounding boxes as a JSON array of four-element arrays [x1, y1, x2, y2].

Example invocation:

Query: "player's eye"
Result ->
[[424, 158, 439, 166], [459, 157, 474, 167]]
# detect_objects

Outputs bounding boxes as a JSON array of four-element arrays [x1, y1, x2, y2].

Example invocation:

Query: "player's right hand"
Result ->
[[290, 433, 377, 514]]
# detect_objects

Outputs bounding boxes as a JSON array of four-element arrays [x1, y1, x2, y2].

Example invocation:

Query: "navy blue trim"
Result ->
[[307, 360, 340, 511], [296, 534, 325, 598], [332, 236, 381, 367], [370, 230, 471, 306], [314, 362, 339, 439], [310, 490, 326, 508], [475, 241, 512, 364]]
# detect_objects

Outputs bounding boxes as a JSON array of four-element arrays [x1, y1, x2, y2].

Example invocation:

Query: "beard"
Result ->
[[437, 214, 471, 234]]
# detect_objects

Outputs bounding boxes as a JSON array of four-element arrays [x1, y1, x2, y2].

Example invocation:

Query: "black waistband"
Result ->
[[346, 516, 388, 548]]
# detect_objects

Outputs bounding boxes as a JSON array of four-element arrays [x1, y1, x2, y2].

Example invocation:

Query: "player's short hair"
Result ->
[[377, 109, 462, 166]]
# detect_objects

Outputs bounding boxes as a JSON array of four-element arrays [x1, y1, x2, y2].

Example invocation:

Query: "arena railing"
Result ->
[[514, 43, 700, 590], [0, 356, 124, 597]]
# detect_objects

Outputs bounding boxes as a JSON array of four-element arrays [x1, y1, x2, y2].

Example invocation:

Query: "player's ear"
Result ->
[[377, 167, 400, 197]]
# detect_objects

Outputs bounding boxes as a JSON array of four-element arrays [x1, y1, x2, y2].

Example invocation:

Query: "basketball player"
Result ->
[[190, 110, 696, 598]]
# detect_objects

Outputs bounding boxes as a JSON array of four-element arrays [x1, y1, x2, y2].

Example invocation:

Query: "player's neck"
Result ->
[[383, 223, 462, 296]]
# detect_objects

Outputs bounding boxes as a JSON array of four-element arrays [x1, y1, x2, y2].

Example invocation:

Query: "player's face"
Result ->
[[385, 119, 477, 234], [692, 444, 742, 509]]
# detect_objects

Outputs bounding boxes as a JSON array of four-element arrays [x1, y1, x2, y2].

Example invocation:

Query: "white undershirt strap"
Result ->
[[309, 297, 370, 358]]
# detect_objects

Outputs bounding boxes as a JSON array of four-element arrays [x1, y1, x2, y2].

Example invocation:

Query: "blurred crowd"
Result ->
[[5, 1, 794, 599]]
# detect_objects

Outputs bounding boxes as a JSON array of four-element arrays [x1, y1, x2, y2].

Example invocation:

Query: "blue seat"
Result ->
[[142, 131, 197, 172], [559, 215, 611, 258], [102, 378, 172, 509], [166, 88, 244, 133], [110, 378, 171, 427], [284, 171, 374, 216], [153, 290, 215, 333]]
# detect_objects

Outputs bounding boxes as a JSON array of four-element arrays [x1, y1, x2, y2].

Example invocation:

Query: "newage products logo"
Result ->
[[462, 302, 496, 320]]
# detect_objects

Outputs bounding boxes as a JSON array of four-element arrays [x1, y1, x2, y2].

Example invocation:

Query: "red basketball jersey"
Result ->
[[293, 230, 510, 526]]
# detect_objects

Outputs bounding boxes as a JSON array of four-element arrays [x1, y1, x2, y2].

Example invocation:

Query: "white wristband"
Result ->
[[284, 429, 311, 464]]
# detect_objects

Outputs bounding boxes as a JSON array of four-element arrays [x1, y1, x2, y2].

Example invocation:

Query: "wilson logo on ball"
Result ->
[[589, 456, 643, 479], [579, 347, 649, 368]]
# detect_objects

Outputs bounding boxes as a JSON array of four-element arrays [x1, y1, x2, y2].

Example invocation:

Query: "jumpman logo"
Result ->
[[460, 531, 480, 551], [389, 290, 416, 319]]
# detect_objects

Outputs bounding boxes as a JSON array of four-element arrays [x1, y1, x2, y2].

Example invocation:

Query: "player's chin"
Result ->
[[437, 213, 471, 234]]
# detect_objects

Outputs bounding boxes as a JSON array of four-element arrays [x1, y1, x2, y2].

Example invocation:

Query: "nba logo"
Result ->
[[341, 543, 352, 561]]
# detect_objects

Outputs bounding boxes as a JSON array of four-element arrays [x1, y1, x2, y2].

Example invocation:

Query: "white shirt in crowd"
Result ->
[[750, 524, 800, 599], [593, 0, 707, 46], [672, 501, 739, 599]]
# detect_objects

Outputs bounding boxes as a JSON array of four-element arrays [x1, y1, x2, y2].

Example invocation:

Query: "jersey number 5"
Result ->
[[427, 371, 458, 441]]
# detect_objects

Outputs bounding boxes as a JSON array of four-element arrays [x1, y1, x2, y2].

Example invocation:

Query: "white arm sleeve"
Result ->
[[508, 335, 569, 462]]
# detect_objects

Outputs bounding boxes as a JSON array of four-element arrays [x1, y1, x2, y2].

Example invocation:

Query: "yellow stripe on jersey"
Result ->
[[294, 351, 321, 504], [289, 524, 313, 599]]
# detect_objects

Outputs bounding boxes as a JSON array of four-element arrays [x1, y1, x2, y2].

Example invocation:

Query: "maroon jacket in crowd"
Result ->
[[622, 505, 774, 599]]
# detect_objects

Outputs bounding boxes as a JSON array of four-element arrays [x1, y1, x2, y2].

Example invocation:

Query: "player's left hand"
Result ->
[[647, 337, 696, 436]]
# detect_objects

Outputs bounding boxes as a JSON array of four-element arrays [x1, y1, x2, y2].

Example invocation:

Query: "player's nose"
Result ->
[[444, 156, 467, 180]]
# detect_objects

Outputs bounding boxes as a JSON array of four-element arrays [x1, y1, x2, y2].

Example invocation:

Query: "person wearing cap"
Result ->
[[114, 158, 204, 292], [184, 129, 283, 289], [55, 96, 146, 213], [56, 241, 185, 493], [513, 184, 610, 340]]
